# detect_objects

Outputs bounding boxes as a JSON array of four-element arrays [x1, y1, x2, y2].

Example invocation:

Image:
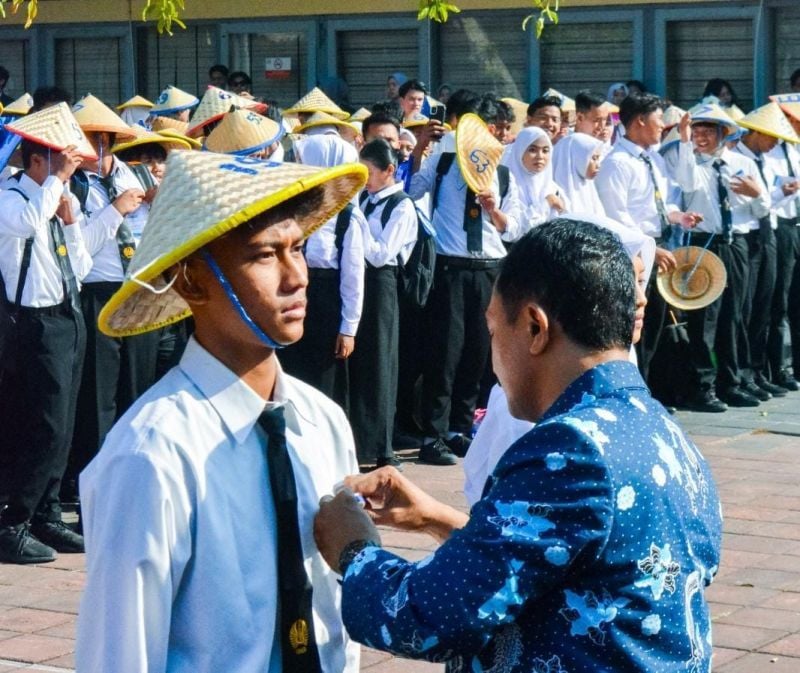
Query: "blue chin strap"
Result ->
[[201, 250, 286, 350]]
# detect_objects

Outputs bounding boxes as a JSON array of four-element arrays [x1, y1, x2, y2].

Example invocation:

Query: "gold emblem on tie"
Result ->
[[123, 246, 135, 259], [469, 207, 480, 219], [289, 619, 309, 654], [57, 244, 68, 257]]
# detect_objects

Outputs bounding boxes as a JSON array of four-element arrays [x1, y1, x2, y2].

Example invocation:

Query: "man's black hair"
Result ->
[[446, 88, 481, 122], [115, 143, 168, 165], [209, 64, 229, 78], [702, 78, 737, 105], [398, 79, 427, 98], [791, 68, 800, 89], [626, 79, 647, 94], [370, 100, 403, 125], [575, 90, 606, 113], [619, 92, 665, 128], [362, 112, 400, 140], [21, 139, 50, 170], [360, 137, 399, 170], [527, 95, 561, 117], [495, 99, 515, 124], [477, 94, 499, 124], [32, 86, 72, 112], [495, 219, 635, 351], [227, 71, 252, 87]]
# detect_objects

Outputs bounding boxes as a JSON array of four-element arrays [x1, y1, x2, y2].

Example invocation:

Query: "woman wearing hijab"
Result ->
[[552, 132, 606, 216], [386, 72, 408, 101], [501, 126, 568, 230], [607, 82, 629, 107]]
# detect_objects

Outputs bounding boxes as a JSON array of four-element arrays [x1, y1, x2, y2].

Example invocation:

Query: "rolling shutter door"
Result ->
[[774, 7, 800, 93], [55, 38, 121, 105], [666, 20, 753, 111], [540, 22, 633, 98], [338, 29, 418, 108], [0, 39, 29, 95], [437, 12, 527, 99]]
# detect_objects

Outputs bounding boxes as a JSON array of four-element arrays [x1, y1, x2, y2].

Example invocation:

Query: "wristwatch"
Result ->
[[338, 539, 380, 575]]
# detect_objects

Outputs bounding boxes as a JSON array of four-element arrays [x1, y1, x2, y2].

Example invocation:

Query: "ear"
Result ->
[[526, 303, 550, 355], [172, 257, 211, 307]]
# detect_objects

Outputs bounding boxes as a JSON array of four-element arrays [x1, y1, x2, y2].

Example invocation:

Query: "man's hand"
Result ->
[[344, 466, 468, 542], [546, 193, 567, 213], [477, 190, 498, 215], [314, 489, 380, 574], [335, 334, 354, 359], [113, 188, 145, 216], [678, 111, 692, 143], [55, 196, 76, 225], [669, 210, 703, 230], [52, 145, 83, 183], [782, 180, 800, 197], [143, 186, 158, 204], [410, 121, 446, 174], [655, 246, 677, 273], [730, 175, 762, 198]]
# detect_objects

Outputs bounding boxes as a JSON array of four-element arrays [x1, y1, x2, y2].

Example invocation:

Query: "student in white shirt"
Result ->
[[76, 151, 366, 672], [551, 131, 605, 216]]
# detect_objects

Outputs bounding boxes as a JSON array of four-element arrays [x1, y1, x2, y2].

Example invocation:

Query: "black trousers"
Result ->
[[740, 227, 777, 383], [349, 266, 399, 463], [281, 268, 349, 411], [0, 304, 85, 525], [395, 293, 425, 434], [768, 219, 800, 377], [636, 259, 668, 383], [421, 258, 498, 438], [70, 282, 161, 483]]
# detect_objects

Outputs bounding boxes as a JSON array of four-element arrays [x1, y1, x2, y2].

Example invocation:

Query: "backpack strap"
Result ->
[[4, 187, 35, 310], [432, 152, 456, 213], [379, 191, 411, 229], [334, 203, 354, 268], [497, 164, 510, 200]]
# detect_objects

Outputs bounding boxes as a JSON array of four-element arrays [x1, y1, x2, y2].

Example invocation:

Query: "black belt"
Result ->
[[437, 255, 502, 270], [308, 267, 339, 280], [777, 216, 798, 227], [16, 303, 72, 317]]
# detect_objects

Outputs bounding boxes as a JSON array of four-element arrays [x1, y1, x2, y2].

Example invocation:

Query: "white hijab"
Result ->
[[552, 133, 606, 216], [502, 126, 559, 210], [293, 133, 358, 168]]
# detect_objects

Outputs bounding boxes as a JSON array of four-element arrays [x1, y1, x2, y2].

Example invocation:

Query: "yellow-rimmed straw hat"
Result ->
[[98, 151, 367, 337], [403, 113, 429, 129], [737, 101, 800, 144], [6, 102, 97, 160], [188, 86, 267, 136], [156, 128, 201, 149], [295, 111, 357, 134], [72, 94, 138, 139], [688, 102, 740, 137], [151, 116, 189, 134], [117, 95, 154, 111], [151, 85, 199, 116], [770, 93, 800, 124], [657, 245, 727, 310], [348, 107, 371, 123], [110, 125, 193, 154], [283, 87, 348, 120], [204, 109, 283, 155], [455, 112, 504, 194], [3, 92, 33, 116]]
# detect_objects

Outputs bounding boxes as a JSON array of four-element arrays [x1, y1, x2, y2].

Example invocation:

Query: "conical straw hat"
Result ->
[[770, 93, 800, 123], [455, 113, 504, 194], [117, 95, 154, 111], [151, 116, 189, 134], [403, 113, 429, 129], [156, 128, 201, 149], [188, 86, 267, 135], [738, 102, 800, 144], [688, 102, 739, 137], [543, 88, 575, 112], [72, 94, 137, 138], [283, 87, 348, 119], [501, 97, 529, 137], [98, 151, 367, 337], [657, 246, 727, 311], [662, 105, 686, 129], [3, 92, 33, 116], [6, 102, 97, 160], [295, 111, 356, 134], [204, 109, 283, 155], [151, 85, 199, 116], [110, 125, 193, 154], [348, 107, 371, 123], [600, 101, 619, 114], [726, 104, 745, 122]]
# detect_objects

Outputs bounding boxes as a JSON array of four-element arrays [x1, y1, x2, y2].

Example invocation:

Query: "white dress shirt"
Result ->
[[409, 131, 523, 258], [76, 337, 360, 673], [733, 141, 778, 230], [360, 182, 417, 267], [303, 208, 366, 336], [595, 136, 679, 238], [0, 173, 93, 307], [766, 142, 800, 221], [79, 157, 146, 283], [673, 146, 770, 235]]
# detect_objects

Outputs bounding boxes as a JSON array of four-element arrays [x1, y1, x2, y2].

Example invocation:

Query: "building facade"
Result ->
[[0, 0, 796, 111]]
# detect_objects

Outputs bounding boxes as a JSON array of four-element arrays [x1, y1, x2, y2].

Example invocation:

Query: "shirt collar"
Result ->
[[85, 155, 123, 180], [370, 181, 404, 202], [617, 136, 652, 159], [178, 337, 317, 445], [736, 141, 759, 161], [17, 171, 42, 195], [539, 360, 648, 423]]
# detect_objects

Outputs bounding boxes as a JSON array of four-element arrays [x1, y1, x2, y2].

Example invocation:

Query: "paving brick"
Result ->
[[0, 634, 74, 664], [759, 592, 800, 611], [37, 618, 76, 639], [360, 647, 393, 668], [712, 623, 787, 650], [716, 607, 800, 632], [716, 652, 800, 672], [711, 647, 746, 667], [0, 609, 72, 635], [40, 651, 76, 668], [759, 633, 800, 657], [707, 582, 779, 606]]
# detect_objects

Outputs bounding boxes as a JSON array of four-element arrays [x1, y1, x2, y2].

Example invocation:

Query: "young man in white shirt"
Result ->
[[76, 152, 367, 672]]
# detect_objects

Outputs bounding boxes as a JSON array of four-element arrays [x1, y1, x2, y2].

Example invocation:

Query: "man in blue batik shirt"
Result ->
[[315, 219, 723, 672]]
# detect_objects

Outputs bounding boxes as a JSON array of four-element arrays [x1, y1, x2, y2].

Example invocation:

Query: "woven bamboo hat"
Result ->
[[543, 88, 575, 112], [662, 105, 686, 129], [110, 125, 193, 154], [3, 93, 33, 116], [98, 151, 368, 337], [348, 107, 372, 123], [295, 111, 356, 134], [737, 102, 800, 144], [455, 112, 504, 194], [72, 94, 137, 139], [688, 102, 739, 137], [188, 86, 267, 135], [770, 93, 800, 123], [151, 116, 189, 134], [283, 87, 348, 120], [204, 109, 283, 155], [500, 97, 528, 137], [657, 246, 727, 310], [6, 102, 97, 159], [403, 113, 429, 129], [117, 95, 154, 111], [156, 128, 201, 149], [151, 85, 199, 116]]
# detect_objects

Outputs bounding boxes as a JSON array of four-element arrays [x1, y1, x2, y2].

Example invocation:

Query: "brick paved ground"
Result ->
[[0, 392, 798, 672]]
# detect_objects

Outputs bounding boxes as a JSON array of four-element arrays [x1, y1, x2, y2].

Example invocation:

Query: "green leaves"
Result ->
[[417, 0, 461, 24], [523, 0, 560, 38], [0, 0, 38, 29], [141, 0, 187, 35]]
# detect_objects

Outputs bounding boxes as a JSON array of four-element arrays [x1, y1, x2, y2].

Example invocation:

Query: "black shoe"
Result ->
[[718, 388, 760, 408], [754, 375, 787, 397], [444, 433, 472, 458], [418, 439, 457, 466], [741, 381, 771, 402], [392, 430, 424, 450], [376, 456, 404, 472], [30, 520, 84, 553], [775, 370, 800, 392], [684, 391, 727, 413], [0, 523, 57, 564]]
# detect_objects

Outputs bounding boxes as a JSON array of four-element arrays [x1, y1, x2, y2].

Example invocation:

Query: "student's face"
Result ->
[[365, 123, 400, 150], [491, 120, 513, 145], [209, 71, 227, 89], [521, 138, 551, 173], [750, 130, 779, 154], [229, 77, 250, 95], [585, 150, 602, 179], [632, 255, 647, 345], [203, 218, 309, 348], [398, 140, 414, 162], [639, 109, 664, 147], [138, 149, 167, 181], [400, 90, 426, 118], [575, 106, 609, 139], [717, 86, 732, 106], [527, 105, 561, 140], [611, 87, 627, 106], [691, 124, 721, 155], [362, 158, 396, 194], [386, 77, 400, 99], [437, 87, 451, 104]]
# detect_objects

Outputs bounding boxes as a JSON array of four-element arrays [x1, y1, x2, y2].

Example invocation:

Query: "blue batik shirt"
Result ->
[[341, 361, 723, 672]]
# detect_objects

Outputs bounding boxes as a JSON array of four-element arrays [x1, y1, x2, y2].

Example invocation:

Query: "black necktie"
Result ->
[[752, 156, 772, 234], [99, 174, 136, 272], [258, 407, 322, 673], [48, 217, 81, 313], [712, 159, 733, 244], [640, 153, 670, 235], [463, 187, 483, 253], [362, 193, 392, 222]]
